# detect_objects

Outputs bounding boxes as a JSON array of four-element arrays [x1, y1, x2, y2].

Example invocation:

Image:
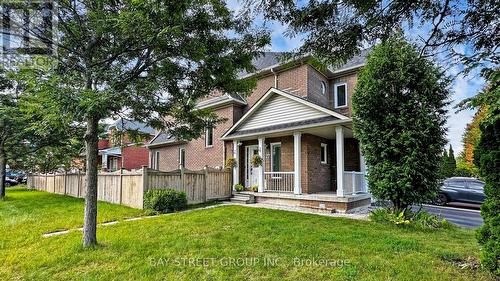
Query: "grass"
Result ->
[[0, 187, 496, 281]]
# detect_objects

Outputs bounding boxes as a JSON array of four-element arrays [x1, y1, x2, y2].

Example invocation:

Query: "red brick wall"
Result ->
[[122, 145, 149, 170], [307, 66, 332, 109], [302, 134, 333, 194], [244, 64, 310, 112]]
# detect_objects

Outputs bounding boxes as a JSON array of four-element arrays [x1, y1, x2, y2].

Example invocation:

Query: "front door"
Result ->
[[245, 145, 260, 188]]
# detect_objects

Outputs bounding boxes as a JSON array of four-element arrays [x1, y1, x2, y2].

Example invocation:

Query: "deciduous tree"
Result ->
[[7, 0, 268, 247], [249, 0, 499, 73]]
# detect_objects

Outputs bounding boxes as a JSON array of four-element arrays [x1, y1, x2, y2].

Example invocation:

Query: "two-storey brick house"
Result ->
[[98, 119, 155, 171], [148, 51, 371, 212]]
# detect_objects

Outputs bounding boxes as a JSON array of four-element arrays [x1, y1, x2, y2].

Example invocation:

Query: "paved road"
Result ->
[[415, 203, 483, 228]]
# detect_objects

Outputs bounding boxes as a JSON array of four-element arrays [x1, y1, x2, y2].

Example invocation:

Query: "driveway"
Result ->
[[415, 203, 483, 228]]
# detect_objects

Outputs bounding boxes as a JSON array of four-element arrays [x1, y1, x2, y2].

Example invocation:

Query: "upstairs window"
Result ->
[[321, 81, 327, 95], [334, 83, 347, 108], [205, 127, 214, 147]]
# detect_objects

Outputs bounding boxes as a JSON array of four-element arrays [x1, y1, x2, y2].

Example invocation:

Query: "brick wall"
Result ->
[[122, 145, 149, 170], [152, 145, 180, 171], [151, 105, 239, 171], [307, 65, 331, 109], [302, 134, 333, 194], [244, 64, 310, 112]]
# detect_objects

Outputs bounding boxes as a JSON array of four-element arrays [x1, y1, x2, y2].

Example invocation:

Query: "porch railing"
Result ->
[[343, 171, 368, 195], [264, 172, 294, 192]]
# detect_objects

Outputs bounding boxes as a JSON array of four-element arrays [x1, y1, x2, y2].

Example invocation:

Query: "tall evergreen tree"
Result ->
[[352, 36, 449, 212], [440, 148, 449, 178], [446, 145, 457, 177]]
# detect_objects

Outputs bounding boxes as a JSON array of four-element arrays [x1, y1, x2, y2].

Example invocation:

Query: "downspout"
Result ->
[[271, 68, 278, 88], [222, 140, 226, 168]]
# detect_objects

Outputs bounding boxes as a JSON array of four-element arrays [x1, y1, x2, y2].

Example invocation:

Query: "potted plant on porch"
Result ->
[[250, 154, 263, 167]]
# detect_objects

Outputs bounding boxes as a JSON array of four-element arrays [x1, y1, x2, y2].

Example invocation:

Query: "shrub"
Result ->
[[370, 208, 451, 230], [250, 185, 258, 192], [234, 184, 244, 192], [474, 77, 500, 275], [144, 188, 187, 214]]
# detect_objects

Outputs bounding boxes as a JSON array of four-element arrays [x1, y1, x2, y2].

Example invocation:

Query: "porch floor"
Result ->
[[238, 191, 371, 202], [237, 191, 371, 213]]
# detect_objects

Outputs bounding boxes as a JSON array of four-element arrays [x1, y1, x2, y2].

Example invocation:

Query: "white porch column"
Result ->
[[359, 148, 368, 193], [258, 137, 265, 192], [102, 154, 108, 171], [336, 127, 345, 197], [293, 132, 302, 195], [232, 140, 240, 189]]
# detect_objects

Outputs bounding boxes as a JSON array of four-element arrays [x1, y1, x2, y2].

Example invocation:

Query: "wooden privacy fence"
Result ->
[[28, 167, 232, 209]]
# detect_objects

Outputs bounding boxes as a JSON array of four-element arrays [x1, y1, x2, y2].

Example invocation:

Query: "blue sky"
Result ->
[[228, 0, 484, 156]]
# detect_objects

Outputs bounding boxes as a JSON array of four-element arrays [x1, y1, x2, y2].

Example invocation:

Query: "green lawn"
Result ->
[[0, 187, 495, 280]]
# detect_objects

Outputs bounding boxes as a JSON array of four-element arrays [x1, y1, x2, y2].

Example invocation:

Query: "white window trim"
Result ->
[[321, 81, 327, 95], [154, 151, 160, 170], [320, 143, 328, 164], [179, 147, 186, 167], [205, 127, 214, 148], [270, 142, 282, 173], [334, 82, 348, 108]]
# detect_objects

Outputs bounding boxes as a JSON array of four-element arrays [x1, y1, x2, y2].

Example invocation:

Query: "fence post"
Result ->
[[180, 165, 185, 191], [64, 171, 67, 195], [203, 166, 208, 203], [142, 166, 149, 209], [119, 168, 123, 204], [77, 170, 81, 197]]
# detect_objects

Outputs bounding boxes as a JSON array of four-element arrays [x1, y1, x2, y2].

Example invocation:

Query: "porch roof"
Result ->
[[225, 116, 338, 138], [222, 88, 350, 140]]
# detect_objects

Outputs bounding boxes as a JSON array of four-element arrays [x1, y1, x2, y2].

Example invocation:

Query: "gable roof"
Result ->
[[221, 88, 349, 139], [147, 131, 186, 148]]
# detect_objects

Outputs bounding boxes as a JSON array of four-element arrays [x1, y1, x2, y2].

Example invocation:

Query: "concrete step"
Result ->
[[230, 193, 255, 204]]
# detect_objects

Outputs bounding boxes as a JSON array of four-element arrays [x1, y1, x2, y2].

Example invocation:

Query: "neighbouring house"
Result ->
[[147, 51, 371, 212], [99, 119, 155, 171]]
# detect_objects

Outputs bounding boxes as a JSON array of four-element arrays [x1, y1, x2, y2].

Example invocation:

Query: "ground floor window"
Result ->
[[179, 147, 186, 167], [109, 157, 119, 171], [270, 143, 281, 172], [155, 151, 160, 170], [205, 127, 214, 147], [321, 143, 328, 164]]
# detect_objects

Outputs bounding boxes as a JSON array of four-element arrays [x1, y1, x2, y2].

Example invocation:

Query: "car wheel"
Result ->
[[434, 193, 448, 206], [5, 182, 11, 187]]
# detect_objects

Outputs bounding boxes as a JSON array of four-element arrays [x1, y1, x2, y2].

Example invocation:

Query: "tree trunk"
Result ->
[[82, 116, 99, 247], [0, 146, 6, 199]]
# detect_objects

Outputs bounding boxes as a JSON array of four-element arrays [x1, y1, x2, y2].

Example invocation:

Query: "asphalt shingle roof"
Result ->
[[149, 131, 179, 146]]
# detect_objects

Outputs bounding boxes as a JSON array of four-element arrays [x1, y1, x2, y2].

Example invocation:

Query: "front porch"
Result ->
[[221, 88, 371, 212]]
